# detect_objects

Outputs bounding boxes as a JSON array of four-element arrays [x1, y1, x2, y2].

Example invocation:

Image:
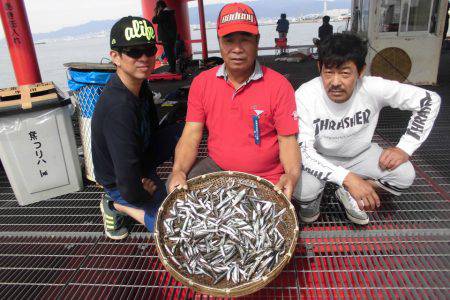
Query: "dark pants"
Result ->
[[163, 41, 176, 73], [187, 156, 223, 179], [165, 156, 223, 192], [105, 123, 184, 232]]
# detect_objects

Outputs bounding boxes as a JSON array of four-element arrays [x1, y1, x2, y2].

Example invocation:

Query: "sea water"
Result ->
[[0, 21, 347, 91]]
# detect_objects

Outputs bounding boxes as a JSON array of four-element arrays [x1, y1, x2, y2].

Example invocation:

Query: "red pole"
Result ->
[[0, 0, 41, 85], [197, 0, 208, 61]]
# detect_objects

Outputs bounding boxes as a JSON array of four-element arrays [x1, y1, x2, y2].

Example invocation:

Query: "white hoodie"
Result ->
[[295, 76, 441, 186]]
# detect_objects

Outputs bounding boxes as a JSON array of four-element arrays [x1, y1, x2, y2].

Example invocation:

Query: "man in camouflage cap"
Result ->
[[92, 16, 182, 239]]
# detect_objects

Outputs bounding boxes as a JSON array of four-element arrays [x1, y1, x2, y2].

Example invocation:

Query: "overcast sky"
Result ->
[[0, 0, 254, 39]]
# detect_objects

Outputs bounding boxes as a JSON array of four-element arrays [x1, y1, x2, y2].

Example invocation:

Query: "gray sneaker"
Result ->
[[100, 194, 129, 240], [297, 193, 322, 223], [335, 187, 369, 225]]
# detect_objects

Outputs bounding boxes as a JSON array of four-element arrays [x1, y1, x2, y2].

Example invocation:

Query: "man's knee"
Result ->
[[382, 161, 416, 190], [395, 161, 416, 188], [187, 157, 222, 179], [293, 172, 325, 202]]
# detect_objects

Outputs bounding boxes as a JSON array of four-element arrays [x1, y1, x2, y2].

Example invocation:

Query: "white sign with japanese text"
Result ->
[[3, 112, 69, 193]]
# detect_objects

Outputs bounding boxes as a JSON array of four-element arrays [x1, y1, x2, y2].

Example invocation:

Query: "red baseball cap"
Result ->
[[217, 3, 259, 37]]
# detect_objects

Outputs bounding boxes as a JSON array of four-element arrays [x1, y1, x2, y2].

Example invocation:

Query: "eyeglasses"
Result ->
[[119, 46, 157, 59]]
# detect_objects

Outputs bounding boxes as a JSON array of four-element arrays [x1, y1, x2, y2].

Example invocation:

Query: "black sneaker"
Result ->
[[99, 194, 129, 240]]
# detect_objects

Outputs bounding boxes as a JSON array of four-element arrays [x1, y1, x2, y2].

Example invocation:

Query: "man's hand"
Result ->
[[168, 122, 204, 193], [379, 147, 410, 171], [275, 174, 298, 201], [276, 134, 301, 201], [167, 170, 188, 193], [142, 178, 157, 196], [343, 172, 380, 210]]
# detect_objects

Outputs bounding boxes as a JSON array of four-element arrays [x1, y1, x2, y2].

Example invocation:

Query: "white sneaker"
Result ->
[[335, 187, 369, 225]]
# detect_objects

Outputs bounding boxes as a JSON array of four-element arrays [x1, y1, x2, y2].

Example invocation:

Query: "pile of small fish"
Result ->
[[162, 178, 288, 285]]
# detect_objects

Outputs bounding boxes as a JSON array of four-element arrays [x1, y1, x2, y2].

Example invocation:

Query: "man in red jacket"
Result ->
[[167, 3, 301, 200]]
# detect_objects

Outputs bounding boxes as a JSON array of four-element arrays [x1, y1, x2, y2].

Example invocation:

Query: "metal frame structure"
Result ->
[[352, 0, 448, 85]]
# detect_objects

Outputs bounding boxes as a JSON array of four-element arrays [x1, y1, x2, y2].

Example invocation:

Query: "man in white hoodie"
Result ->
[[294, 33, 441, 225]]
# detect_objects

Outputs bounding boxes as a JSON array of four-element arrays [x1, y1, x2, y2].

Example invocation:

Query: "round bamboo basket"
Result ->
[[154, 171, 299, 297]]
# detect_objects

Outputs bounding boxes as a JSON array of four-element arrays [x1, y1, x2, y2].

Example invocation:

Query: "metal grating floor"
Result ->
[[1, 236, 448, 299], [0, 54, 449, 299]]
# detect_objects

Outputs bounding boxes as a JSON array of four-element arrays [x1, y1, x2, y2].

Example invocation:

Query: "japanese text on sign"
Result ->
[[29, 131, 48, 177]]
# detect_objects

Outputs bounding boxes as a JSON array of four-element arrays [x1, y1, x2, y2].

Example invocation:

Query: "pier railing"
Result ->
[[193, 44, 316, 55]]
